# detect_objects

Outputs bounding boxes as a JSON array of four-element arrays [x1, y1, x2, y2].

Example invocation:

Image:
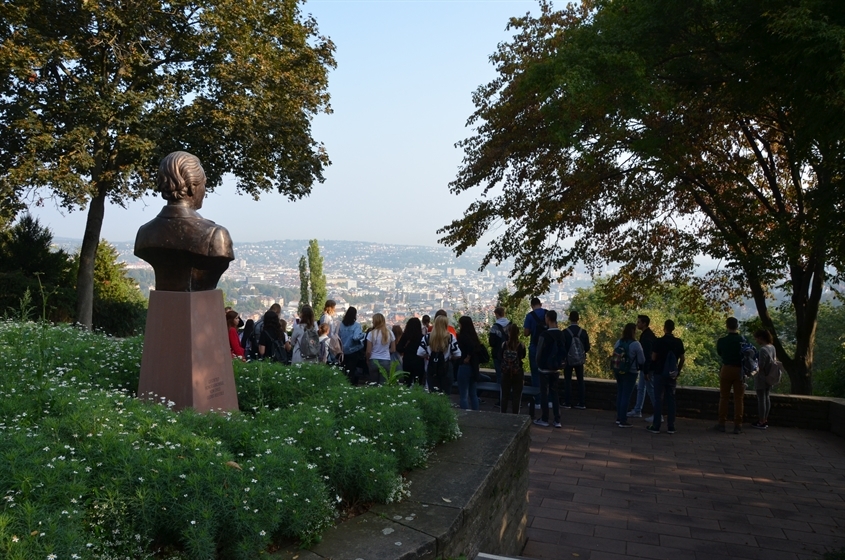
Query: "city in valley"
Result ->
[[106, 239, 594, 326]]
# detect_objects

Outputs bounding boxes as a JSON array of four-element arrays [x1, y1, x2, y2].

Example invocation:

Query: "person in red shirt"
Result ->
[[226, 310, 245, 359]]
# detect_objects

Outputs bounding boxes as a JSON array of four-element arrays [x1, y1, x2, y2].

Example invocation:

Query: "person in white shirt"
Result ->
[[366, 313, 396, 383]]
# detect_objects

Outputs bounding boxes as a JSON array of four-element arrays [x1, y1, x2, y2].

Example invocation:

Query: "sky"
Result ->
[[29, 0, 541, 247]]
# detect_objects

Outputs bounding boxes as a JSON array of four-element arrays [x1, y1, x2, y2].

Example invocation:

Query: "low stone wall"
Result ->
[[274, 411, 531, 560], [548, 374, 844, 433]]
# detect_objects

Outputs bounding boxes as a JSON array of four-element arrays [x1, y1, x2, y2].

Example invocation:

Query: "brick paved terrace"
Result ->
[[522, 408, 845, 560]]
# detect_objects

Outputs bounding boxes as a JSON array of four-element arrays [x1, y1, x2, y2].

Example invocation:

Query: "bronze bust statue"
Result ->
[[134, 151, 234, 291]]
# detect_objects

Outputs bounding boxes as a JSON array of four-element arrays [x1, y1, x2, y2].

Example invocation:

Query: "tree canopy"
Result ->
[[0, 0, 335, 328], [307, 239, 326, 311], [441, 0, 845, 393]]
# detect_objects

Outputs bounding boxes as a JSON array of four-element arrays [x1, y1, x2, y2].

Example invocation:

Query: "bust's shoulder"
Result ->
[[206, 224, 234, 259]]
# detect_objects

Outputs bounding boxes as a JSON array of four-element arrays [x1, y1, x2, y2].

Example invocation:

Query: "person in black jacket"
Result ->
[[628, 314, 657, 419], [396, 318, 426, 386], [562, 310, 591, 409]]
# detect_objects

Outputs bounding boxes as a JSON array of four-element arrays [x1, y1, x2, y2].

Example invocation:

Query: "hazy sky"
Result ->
[[29, 0, 540, 247]]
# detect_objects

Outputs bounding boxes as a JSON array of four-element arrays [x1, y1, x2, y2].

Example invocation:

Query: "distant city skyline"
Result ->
[[28, 0, 540, 248]]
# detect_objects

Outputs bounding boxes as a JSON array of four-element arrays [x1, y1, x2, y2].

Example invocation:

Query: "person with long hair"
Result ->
[[613, 323, 645, 428], [226, 310, 245, 360], [456, 316, 483, 410], [366, 313, 396, 383], [418, 315, 461, 394], [291, 305, 320, 363], [240, 319, 257, 360], [752, 329, 776, 429], [396, 317, 425, 386], [258, 310, 286, 363], [500, 323, 526, 413], [339, 306, 365, 384]]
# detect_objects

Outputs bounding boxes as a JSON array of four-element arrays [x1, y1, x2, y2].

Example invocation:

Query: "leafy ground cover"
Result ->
[[0, 321, 460, 559]]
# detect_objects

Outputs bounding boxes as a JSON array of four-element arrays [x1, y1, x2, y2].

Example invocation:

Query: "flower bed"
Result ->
[[0, 321, 459, 559]]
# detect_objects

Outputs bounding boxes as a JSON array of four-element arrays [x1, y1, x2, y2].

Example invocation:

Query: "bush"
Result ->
[[0, 320, 460, 558]]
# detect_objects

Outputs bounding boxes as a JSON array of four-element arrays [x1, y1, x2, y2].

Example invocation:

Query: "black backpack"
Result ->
[[269, 337, 288, 364], [429, 350, 447, 378], [538, 331, 565, 370], [488, 323, 508, 358]]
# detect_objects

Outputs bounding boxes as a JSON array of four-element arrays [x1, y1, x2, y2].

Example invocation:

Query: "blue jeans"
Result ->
[[529, 345, 540, 389], [615, 371, 637, 423], [651, 374, 676, 430], [539, 370, 560, 422], [633, 369, 655, 414], [563, 364, 585, 407], [457, 364, 479, 410]]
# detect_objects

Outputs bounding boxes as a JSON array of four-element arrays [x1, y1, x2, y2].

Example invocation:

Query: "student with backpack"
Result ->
[[500, 323, 526, 414], [396, 317, 426, 386], [258, 310, 288, 364], [647, 319, 685, 434], [523, 298, 547, 405], [562, 310, 590, 409], [612, 323, 645, 428], [339, 307, 365, 384], [291, 305, 321, 364], [533, 310, 566, 428], [417, 315, 461, 394], [488, 307, 511, 388]]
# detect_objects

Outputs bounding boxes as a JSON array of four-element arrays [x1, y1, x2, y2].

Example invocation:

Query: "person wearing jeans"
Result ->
[[457, 363, 479, 410], [614, 323, 644, 427], [628, 315, 657, 418], [523, 298, 547, 406], [562, 310, 590, 409], [533, 311, 564, 428], [648, 319, 685, 434]]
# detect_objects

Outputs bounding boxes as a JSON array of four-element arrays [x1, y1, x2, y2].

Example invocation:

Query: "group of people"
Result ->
[[226, 297, 780, 432]]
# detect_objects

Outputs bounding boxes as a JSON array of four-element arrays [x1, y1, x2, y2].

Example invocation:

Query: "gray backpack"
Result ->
[[300, 326, 320, 360], [566, 326, 586, 366]]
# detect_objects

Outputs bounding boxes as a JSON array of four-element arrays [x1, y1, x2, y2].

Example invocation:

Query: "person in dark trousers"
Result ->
[[628, 314, 657, 419], [647, 319, 685, 434], [533, 310, 565, 428], [562, 310, 590, 409], [523, 298, 547, 405], [488, 306, 511, 388], [715, 317, 745, 434]]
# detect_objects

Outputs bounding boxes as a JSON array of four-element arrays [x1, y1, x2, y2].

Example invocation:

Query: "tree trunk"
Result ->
[[75, 187, 107, 329]]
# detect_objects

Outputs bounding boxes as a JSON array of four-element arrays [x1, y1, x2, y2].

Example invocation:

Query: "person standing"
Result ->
[[647, 320, 685, 434], [226, 310, 245, 360], [417, 315, 461, 394], [628, 314, 657, 419], [533, 310, 565, 428], [715, 317, 746, 434], [500, 323, 526, 414], [258, 310, 287, 363], [338, 307, 365, 384], [614, 323, 644, 428], [523, 298, 547, 405], [488, 306, 511, 388], [366, 313, 396, 383], [291, 305, 320, 364], [752, 329, 776, 429], [562, 310, 590, 409], [456, 316, 484, 411], [396, 317, 426, 386]]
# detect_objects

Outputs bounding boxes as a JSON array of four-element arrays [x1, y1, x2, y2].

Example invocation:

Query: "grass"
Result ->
[[0, 320, 460, 559]]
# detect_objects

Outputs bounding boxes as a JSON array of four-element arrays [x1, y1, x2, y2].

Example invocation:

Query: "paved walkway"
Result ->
[[521, 408, 845, 560]]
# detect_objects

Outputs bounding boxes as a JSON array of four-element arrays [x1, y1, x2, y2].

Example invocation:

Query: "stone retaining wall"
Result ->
[[547, 374, 844, 433], [274, 411, 531, 560]]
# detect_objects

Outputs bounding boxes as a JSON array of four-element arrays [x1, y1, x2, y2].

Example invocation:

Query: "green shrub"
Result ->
[[0, 320, 460, 558]]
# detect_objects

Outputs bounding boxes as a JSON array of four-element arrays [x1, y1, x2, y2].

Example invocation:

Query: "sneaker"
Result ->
[[575, 405, 586, 410], [627, 411, 642, 418], [644, 415, 663, 423], [535, 403, 542, 409], [667, 427, 676, 434], [646, 425, 660, 434], [751, 421, 767, 430], [553, 421, 562, 428], [533, 419, 550, 427], [618, 422, 633, 428], [562, 404, 572, 409], [615, 420, 621, 424], [548, 402, 554, 407], [733, 425, 743, 434], [712, 424, 726, 432]]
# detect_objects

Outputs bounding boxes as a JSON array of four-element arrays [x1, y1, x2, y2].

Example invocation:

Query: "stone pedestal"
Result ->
[[138, 289, 239, 412]]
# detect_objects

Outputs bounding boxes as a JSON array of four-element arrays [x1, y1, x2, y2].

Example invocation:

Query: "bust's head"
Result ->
[[157, 151, 206, 209]]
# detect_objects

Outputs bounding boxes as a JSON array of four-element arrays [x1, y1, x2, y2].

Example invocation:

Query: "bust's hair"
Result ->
[[157, 151, 206, 201]]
